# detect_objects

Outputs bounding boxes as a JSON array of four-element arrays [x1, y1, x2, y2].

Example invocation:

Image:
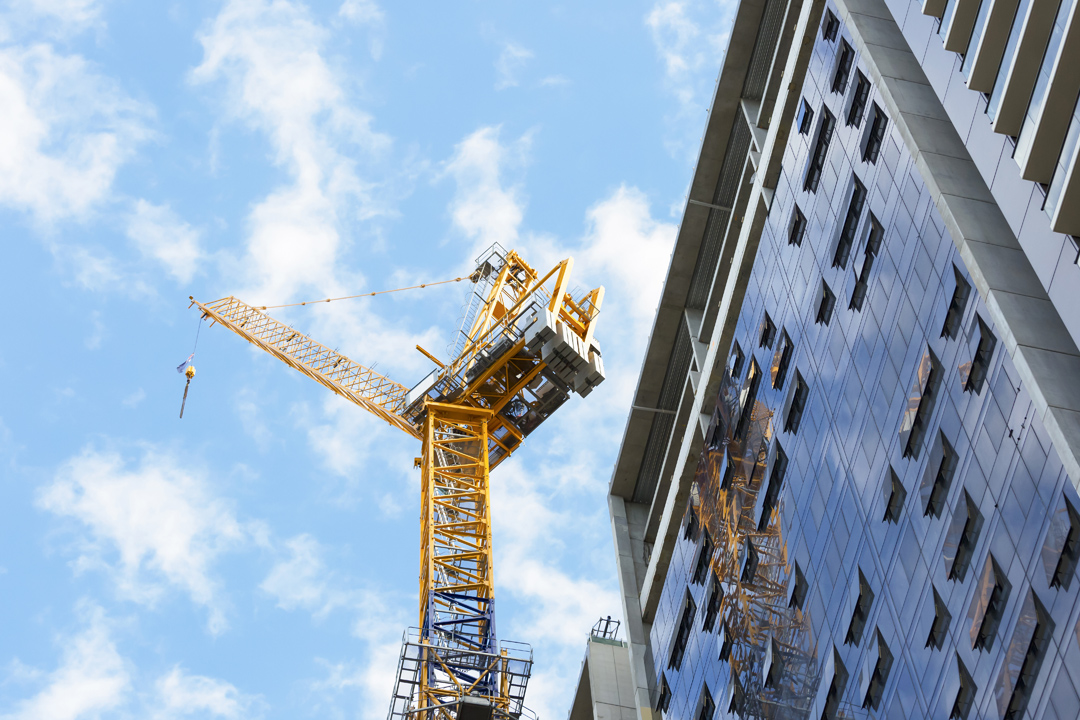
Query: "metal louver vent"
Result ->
[[742, 0, 789, 101], [686, 120, 752, 310], [632, 321, 694, 503]]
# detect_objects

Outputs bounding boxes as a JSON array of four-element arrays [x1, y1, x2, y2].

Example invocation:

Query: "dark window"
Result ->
[[833, 40, 854, 93], [718, 620, 732, 661], [789, 561, 807, 610], [697, 684, 715, 720], [901, 348, 942, 459], [703, 574, 723, 631], [706, 408, 723, 450], [721, 456, 735, 492], [692, 531, 713, 585], [796, 99, 814, 135], [727, 672, 745, 715], [822, 9, 839, 40], [964, 316, 996, 394], [951, 656, 976, 719], [668, 592, 696, 670], [734, 360, 762, 441], [862, 630, 893, 710], [729, 341, 745, 379], [948, 491, 983, 582], [973, 555, 1011, 652], [760, 312, 776, 348], [927, 586, 952, 650], [764, 637, 784, 687], [1004, 593, 1055, 719], [656, 673, 671, 713], [821, 648, 848, 720], [785, 371, 808, 434], [863, 103, 888, 164], [771, 330, 792, 389], [850, 215, 882, 311], [834, 176, 866, 269], [758, 443, 788, 531], [740, 538, 759, 584], [805, 108, 835, 192], [883, 466, 906, 523], [924, 433, 957, 518], [848, 71, 871, 126], [789, 203, 807, 245], [684, 506, 699, 541], [941, 266, 971, 339], [846, 569, 874, 646], [1051, 497, 1080, 590], [816, 280, 836, 325]]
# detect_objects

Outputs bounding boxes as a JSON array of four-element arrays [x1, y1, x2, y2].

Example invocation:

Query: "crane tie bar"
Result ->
[[255, 276, 467, 310]]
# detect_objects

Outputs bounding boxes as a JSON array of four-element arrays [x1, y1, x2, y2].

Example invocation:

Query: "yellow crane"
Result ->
[[189, 244, 605, 720]]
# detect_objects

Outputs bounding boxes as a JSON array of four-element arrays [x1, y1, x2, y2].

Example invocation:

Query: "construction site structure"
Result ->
[[190, 244, 606, 720]]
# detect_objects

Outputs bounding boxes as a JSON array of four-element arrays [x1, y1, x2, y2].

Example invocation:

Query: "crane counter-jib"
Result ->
[[187, 245, 605, 720]]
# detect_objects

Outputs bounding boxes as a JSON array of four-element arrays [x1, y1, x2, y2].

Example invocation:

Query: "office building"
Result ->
[[608, 0, 1080, 716]]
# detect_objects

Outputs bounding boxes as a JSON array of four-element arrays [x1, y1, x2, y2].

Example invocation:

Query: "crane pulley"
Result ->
[[189, 244, 605, 720]]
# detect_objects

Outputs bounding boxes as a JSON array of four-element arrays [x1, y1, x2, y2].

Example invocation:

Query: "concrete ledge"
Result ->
[[915, 151, 998, 202], [964, 240, 1047, 298], [866, 43, 927, 82], [903, 114, 971, 158]]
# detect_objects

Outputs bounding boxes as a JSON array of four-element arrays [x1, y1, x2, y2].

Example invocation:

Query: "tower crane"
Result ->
[[189, 244, 605, 720]]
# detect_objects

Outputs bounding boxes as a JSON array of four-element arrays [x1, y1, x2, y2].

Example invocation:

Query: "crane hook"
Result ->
[[180, 364, 196, 419]]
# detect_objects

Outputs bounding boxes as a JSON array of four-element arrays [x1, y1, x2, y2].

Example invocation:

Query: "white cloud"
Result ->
[[298, 394, 378, 480], [83, 310, 105, 350], [539, 74, 569, 87], [37, 447, 260, 634], [121, 388, 145, 408], [191, 0, 431, 374], [3, 0, 105, 36], [191, 0, 393, 302], [338, 0, 384, 60], [338, 0, 382, 24], [126, 200, 204, 284], [442, 126, 528, 255], [0, 44, 152, 223], [646, 0, 734, 160], [260, 534, 350, 617], [155, 667, 260, 719], [1, 605, 129, 720], [191, 0, 450, 485], [261, 534, 407, 720], [494, 42, 533, 90], [51, 245, 122, 291], [578, 186, 674, 331]]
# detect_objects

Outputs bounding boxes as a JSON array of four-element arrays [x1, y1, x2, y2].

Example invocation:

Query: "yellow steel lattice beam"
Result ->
[[189, 296, 419, 439]]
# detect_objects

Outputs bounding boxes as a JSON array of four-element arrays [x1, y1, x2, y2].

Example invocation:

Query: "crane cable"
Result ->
[[255, 276, 468, 311]]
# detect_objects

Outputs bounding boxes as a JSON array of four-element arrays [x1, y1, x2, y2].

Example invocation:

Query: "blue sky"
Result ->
[[0, 1, 735, 718]]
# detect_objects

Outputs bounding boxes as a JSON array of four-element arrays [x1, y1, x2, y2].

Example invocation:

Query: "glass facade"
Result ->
[[649, 8, 1080, 719]]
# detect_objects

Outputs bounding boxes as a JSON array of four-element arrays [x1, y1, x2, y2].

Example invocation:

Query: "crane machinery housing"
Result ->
[[190, 244, 606, 720]]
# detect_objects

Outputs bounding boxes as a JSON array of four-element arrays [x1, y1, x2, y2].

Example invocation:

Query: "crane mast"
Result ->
[[190, 244, 605, 720]]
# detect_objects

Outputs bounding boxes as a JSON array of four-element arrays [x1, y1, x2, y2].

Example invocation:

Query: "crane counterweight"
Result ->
[[190, 244, 605, 720]]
